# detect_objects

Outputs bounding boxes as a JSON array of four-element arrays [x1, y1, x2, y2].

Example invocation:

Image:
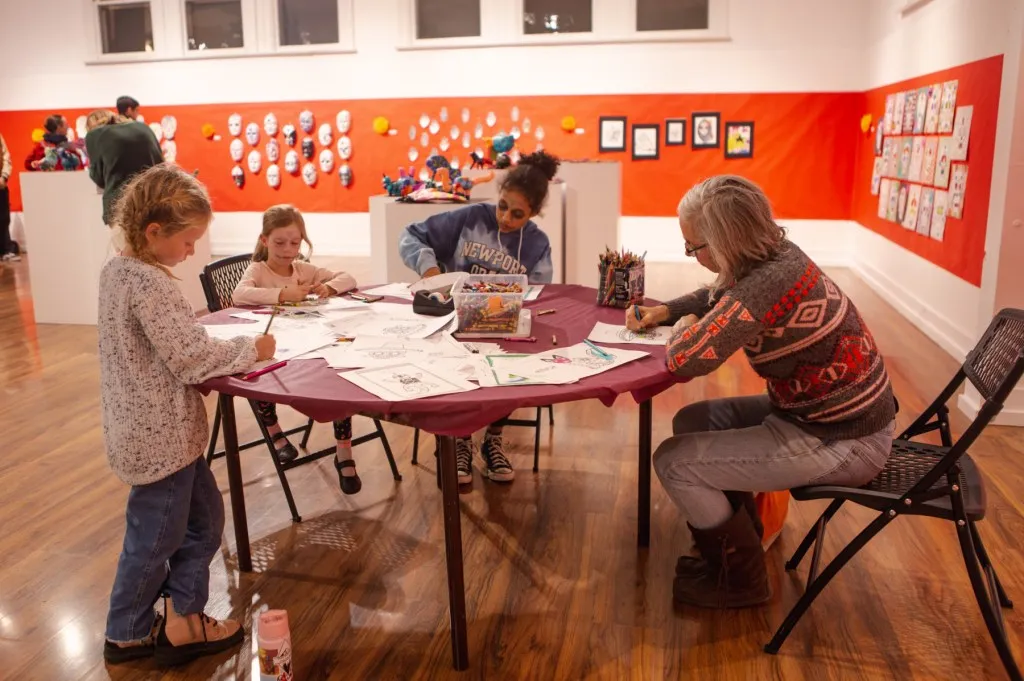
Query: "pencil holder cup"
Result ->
[[597, 261, 645, 308]]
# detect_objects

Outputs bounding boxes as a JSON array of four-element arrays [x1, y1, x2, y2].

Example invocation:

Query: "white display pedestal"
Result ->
[[369, 195, 564, 285], [20, 172, 210, 325]]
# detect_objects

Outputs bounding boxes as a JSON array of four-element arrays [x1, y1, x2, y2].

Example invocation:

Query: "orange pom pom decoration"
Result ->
[[561, 116, 576, 132]]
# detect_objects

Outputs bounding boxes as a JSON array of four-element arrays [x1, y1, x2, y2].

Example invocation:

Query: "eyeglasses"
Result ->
[[684, 242, 707, 257]]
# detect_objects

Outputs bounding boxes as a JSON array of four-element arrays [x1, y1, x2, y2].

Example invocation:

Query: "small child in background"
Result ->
[[232, 204, 364, 494], [99, 165, 276, 666]]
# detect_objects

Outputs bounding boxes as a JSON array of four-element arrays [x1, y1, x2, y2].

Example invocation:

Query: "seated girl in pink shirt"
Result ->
[[232, 204, 363, 495]]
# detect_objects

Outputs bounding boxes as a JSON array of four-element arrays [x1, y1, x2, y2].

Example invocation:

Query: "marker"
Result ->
[[551, 334, 558, 345], [503, 336, 536, 342], [263, 307, 280, 335], [583, 339, 613, 360], [633, 304, 643, 322], [243, 360, 287, 381], [536, 309, 556, 316]]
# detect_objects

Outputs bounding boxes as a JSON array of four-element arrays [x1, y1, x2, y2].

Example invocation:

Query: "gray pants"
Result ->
[[653, 395, 895, 529]]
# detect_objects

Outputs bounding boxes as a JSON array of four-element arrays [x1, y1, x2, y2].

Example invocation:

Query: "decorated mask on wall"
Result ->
[[317, 123, 332, 147], [263, 113, 278, 137], [148, 122, 163, 142], [337, 135, 352, 160], [338, 163, 352, 187], [301, 137, 315, 159], [301, 162, 318, 186], [161, 140, 177, 163], [318, 148, 334, 173], [284, 150, 300, 174], [265, 139, 280, 162], [245, 122, 259, 146], [75, 115, 88, 140], [266, 163, 281, 188], [336, 110, 351, 134], [232, 165, 244, 188], [299, 110, 315, 134], [161, 116, 178, 140], [247, 149, 262, 174], [228, 114, 242, 137], [229, 138, 244, 162], [282, 124, 297, 147]]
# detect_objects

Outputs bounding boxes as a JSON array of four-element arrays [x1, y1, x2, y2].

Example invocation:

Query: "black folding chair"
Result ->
[[765, 308, 1024, 681], [199, 255, 401, 523]]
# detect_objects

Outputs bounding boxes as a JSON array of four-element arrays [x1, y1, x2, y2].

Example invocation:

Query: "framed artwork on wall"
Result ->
[[724, 121, 754, 159], [691, 112, 720, 149], [632, 124, 660, 160], [665, 118, 686, 146], [599, 116, 627, 152]]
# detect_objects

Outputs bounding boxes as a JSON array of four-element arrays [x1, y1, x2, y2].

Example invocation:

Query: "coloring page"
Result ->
[[871, 158, 884, 195], [203, 323, 264, 340], [917, 188, 935, 236], [510, 343, 649, 384], [338, 362, 478, 401], [433, 356, 493, 384], [893, 92, 906, 136], [360, 283, 414, 300], [877, 179, 892, 220], [949, 164, 969, 218], [587, 321, 673, 346], [524, 285, 544, 301], [482, 355, 569, 387], [913, 86, 929, 133], [920, 136, 939, 185], [327, 309, 455, 339], [938, 80, 958, 133], [901, 89, 917, 133], [884, 94, 896, 134], [908, 136, 925, 182], [950, 105, 973, 161], [934, 137, 953, 188], [930, 189, 949, 242], [924, 83, 942, 133], [902, 184, 923, 231]]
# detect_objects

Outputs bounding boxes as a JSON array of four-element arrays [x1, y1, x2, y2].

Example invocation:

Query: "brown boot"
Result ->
[[673, 506, 771, 608], [154, 597, 244, 667], [676, 491, 764, 577]]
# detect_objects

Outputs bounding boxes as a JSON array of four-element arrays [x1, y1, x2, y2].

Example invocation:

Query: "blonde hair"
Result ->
[[113, 164, 211, 275], [86, 109, 119, 132], [677, 175, 786, 291], [253, 204, 313, 262]]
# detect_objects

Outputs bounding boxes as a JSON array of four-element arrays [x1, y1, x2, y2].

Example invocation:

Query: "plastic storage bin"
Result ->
[[453, 274, 528, 334]]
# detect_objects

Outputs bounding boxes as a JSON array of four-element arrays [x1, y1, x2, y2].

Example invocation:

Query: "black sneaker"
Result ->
[[481, 433, 515, 482], [455, 437, 475, 484]]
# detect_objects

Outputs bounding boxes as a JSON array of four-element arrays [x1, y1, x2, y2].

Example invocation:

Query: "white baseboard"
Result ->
[[956, 385, 1024, 426]]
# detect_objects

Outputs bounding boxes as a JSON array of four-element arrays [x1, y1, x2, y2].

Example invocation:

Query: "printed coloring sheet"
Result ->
[[587, 321, 673, 346], [338, 362, 478, 401], [510, 343, 650, 384]]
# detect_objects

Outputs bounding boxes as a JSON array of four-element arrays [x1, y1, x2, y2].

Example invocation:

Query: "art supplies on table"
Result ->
[[338, 362, 479, 401], [597, 247, 645, 309], [587, 321, 673, 346], [454, 309, 532, 339], [453, 274, 528, 336]]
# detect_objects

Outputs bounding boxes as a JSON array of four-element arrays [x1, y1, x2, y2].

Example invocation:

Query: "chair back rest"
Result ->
[[963, 308, 1024, 408], [199, 254, 253, 312]]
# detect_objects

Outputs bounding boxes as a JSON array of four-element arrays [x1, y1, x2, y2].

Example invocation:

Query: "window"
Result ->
[[637, 0, 708, 32], [278, 0, 339, 46], [185, 0, 244, 50], [523, 0, 591, 34], [96, 1, 154, 54], [415, 0, 481, 40]]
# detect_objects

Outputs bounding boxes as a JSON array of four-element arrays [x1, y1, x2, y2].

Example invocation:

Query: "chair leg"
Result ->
[[969, 520, 1013, 608], [376, 419, 402, 481], [300, 418, 314, 449], [957, 518, 1023, 681], [206, 403, 222, 464], [785, 499, 845, 571], [412, 428, 420, 465], [533, 407, 542, 473], [247, 402, 302, 523], [548, 405, 554, 425], [765, 510, 893, 654]]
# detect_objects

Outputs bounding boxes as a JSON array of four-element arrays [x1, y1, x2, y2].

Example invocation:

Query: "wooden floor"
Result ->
[[1, 255, 1022, 681]]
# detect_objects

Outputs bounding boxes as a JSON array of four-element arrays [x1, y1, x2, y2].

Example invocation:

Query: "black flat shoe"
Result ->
[[271, 432, 298, 464], [334, 458, 362, 495], [103, 613, 163, 664]]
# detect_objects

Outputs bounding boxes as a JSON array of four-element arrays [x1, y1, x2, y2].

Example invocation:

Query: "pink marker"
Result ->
[[243, 360, 287, 381]]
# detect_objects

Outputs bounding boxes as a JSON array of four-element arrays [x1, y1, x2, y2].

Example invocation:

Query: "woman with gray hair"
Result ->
[[628, 175, 896, 609]]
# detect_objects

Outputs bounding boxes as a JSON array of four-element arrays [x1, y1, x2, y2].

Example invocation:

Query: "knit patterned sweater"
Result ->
[[99, 257, 259, 485], [664, 242, 895, 441]]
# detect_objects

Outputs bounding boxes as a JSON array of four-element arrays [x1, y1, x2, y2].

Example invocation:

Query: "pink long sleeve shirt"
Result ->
[[231, 260, 357, 306]]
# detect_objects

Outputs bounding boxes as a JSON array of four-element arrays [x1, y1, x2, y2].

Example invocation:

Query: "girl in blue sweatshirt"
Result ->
[[398, 150, 559, 485]]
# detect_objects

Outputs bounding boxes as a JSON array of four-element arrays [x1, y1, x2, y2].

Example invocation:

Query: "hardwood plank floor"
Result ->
[[0, 255, 1021, 680]]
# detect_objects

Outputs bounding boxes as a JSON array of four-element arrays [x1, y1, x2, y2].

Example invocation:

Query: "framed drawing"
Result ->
[[691, 112, 720, 149], [665, 118, 686, 146], [632, 124, 659, 160], [724, 121, 754, 159], [598, 116, 627, 152]]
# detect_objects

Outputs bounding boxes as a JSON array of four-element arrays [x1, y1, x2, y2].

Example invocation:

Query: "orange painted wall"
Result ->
[[851, 55, 1004, 286], [1, 92, 859, 219]]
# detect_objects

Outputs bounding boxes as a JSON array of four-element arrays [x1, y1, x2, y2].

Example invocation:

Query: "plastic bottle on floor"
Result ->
[[257, 609, 293, 681]]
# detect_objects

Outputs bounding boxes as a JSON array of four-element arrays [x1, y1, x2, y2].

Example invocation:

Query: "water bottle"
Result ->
[[257, 609, 293, 681]]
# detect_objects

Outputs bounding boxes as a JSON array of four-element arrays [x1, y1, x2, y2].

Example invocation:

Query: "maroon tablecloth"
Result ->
[[200, 285, 682, 436]]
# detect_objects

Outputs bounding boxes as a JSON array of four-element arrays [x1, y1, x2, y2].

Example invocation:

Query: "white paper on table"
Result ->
[[361, 283, 413, 300], [461, 341, 507, 356], [203, 322, 265, 340], [432, 356, 492, 383], [323, 297, 372, 311], [338, 362, 479, 401], [510, 343, 650, 384], [266, 328, 338, 361], [327, 310, 455, 339], [524, 285, 543, 301], [350, 333, 469, 358], [483, 354, 572, 386], [410, 271, 463, 294], [587, 321, 672, 346]]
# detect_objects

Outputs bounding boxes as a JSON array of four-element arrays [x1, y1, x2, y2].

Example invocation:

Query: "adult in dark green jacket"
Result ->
[[85, 110, 164, 226]]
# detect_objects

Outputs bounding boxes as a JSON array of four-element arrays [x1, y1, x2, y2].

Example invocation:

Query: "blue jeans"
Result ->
[[105, 457, 225, 643]]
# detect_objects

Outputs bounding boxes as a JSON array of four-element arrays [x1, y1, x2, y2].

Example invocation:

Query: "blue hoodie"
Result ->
[[398, 203, 553, 284]]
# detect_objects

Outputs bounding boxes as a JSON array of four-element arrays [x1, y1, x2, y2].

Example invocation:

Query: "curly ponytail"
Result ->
[[499, 150, 561, 214]]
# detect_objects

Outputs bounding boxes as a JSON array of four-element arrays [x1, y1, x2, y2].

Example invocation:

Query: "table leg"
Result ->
[[438, 435, 469, 670], [638, 399, 653, 548], [219, 392, 252, 573]]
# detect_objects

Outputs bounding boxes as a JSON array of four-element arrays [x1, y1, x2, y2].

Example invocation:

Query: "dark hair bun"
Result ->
[[518, 150, 560, 182]]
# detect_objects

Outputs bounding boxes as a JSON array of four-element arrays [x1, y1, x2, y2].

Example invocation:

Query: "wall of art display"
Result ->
[[852, 55, 1002, 286]]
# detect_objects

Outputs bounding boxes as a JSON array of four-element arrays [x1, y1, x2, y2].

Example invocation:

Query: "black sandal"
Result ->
[[334, 458, 362, 495], [271, 432, 298, 464]]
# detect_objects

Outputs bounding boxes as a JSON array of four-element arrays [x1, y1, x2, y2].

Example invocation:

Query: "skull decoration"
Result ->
[[301, 137, 315, 159], [263, 113, 278, 137], [245, 122, 259, 146], [317, 123, 332, 147], [161, 140, 177, 163], [284, 150, 300, 174], [282, 124, 297, 147], [229, 138, 244, 162], [265, 139, 280, 163], [318, 149, 334, 173], [338, 163, 352, 187], [161, 115, 178, 140], [336, 135, 352, 160], [232, 166, 244, 188], [148, 122, 163, 142], [247, 149, 262, 174], [299, 110, 315, 134], [336, 110, 351, 134], [228, 113, 242, 137], [301, 162, 318, 187], [266, 163, 281, 188]]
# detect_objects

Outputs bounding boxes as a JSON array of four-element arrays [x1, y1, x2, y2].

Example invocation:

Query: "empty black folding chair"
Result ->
[[764, 308, 1024, 681]]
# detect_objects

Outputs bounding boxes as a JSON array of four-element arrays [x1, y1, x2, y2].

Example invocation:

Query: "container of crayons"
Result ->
[[597, 248, 645, 308], [453, 274, 528, 334]]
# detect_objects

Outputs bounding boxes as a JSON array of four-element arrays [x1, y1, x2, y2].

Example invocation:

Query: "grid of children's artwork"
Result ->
[[871, 79, 972, 243]]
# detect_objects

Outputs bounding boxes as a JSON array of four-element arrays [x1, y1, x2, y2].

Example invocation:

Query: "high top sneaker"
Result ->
[[481, 432, 515, 483]]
